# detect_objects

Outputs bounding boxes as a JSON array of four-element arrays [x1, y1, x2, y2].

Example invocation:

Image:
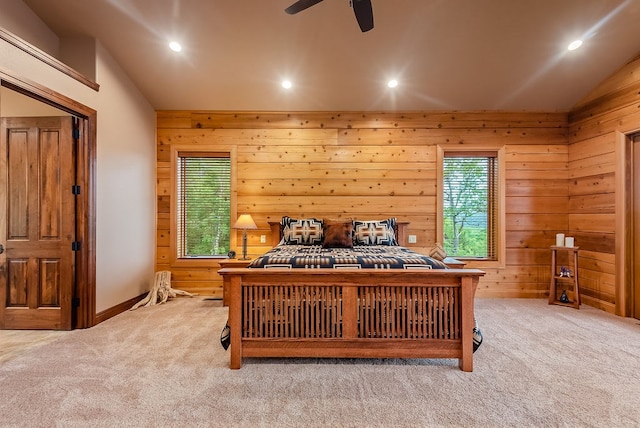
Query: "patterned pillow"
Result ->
[[353, 217, 398, 246], [281, 216, 323, 245], [322, 219, 354, 248], [220, 322, 230, 350], [473, 318, 483, 353]]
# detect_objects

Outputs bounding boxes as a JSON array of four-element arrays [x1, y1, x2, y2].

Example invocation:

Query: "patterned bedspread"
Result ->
[[247, 245, 448, 269]]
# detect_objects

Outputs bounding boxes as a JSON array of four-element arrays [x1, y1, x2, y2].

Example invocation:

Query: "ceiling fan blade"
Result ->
[[352, 0, 374, 32], [285, 0, 324, 15]]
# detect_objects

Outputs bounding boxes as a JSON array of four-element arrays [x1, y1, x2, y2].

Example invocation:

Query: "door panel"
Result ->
[[634, 135, 640, 320], [0, 116, 75, 330]]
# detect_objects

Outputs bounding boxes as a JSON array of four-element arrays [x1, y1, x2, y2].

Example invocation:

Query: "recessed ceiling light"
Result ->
[[567, 40, 583, 51], [387, 79, 398, 88], [281, 80, 293, 89], [169, 41, 182, 52]]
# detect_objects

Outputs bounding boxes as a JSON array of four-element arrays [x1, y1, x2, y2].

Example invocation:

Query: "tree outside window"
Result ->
[[443, 153, 498, 260], [177, 153, 231, 257]]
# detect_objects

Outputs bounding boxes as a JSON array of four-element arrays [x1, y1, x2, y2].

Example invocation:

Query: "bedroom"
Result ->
[[1, 0, 639, 332], [2, 0, 640, 425]]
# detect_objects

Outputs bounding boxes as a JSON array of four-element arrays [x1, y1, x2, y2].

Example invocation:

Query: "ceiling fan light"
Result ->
[[567, 40, 583, 51]]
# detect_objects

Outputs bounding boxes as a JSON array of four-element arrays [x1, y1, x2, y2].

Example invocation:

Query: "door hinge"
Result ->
[[72, 128, 81, 139], [72, 185, 81, 195], [72, 241, 82, 251], [72, 297, 81, 307]]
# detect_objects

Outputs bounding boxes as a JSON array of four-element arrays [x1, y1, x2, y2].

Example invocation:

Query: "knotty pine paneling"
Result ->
[[569, 173, 615, 197], [569, 80, 640, 124], [568, 152, 616, 179], [569, 214, 616, 233], [506, 230, 563, 249], [506, 179, 568, 197], [183, 111, 568, 130], [568, 133, 613, 161], [568, 54, 640, 314], [241, 178, 436, 197], [568, 193, 616, 214], [156, 110, 568, 298], [580, 250, 615, 274], [570, 107, 640, 141], [570, 53, 640, 113], [478, 266, 550, 298]]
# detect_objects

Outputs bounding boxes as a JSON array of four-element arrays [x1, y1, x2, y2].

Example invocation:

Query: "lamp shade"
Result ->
[[233, 214, 257, 230]]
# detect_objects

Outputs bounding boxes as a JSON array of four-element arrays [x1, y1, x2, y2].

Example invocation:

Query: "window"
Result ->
[[176, 152, 231, 258], [442, 151, 499, 260]]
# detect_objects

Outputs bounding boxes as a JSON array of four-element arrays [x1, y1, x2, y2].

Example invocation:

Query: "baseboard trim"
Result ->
[[95, 293, 146, 325]]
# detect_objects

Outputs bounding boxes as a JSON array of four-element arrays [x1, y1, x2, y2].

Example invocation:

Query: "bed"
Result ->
[[219, 217, 485, 371]]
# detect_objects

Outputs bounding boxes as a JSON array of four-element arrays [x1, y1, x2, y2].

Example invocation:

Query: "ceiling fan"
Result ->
[[285, 0, 374, 32]]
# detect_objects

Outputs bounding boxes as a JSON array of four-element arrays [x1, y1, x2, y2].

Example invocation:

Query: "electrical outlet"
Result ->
[[408, 235, 417, 244], [260, 235, 266, 244]]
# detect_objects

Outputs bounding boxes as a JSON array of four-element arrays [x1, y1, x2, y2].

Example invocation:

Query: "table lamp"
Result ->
[[233, 214, 257, 260]]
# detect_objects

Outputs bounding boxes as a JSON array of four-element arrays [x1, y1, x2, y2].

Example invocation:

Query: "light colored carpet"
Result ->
[[0, 297, 639, 427], [0, 329, 67, 364]]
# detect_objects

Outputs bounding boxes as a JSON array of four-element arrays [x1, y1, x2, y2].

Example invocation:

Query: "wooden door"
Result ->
[[0, 116, 75, 330], [634, 135, 640, 320]]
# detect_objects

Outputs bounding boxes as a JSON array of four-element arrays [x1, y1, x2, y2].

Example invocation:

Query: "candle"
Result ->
[[556, 233, 565, 247], [565, 237, 574, 247]]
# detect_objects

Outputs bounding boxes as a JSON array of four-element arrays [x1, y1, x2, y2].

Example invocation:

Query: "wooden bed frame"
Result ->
[[219, 222, 485, 371]]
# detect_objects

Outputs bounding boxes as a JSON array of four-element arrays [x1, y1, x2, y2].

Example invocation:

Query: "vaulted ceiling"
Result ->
[[23, 0, 640, 111]]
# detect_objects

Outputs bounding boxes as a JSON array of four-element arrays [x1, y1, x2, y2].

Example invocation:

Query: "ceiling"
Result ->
[[23, 0, 640, 112]]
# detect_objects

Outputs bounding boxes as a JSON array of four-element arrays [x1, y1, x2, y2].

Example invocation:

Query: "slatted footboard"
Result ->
[[219, 269, 484, 371]]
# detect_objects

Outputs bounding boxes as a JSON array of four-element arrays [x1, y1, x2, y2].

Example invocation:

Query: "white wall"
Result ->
[[94, 41, 156, 312], [0, 86, 70, 116], [0, 3, 156, 314], [0, 0, 59, 56]]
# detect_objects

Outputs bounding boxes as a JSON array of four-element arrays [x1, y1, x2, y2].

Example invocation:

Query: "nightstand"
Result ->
[[443, 257, 466, 269], [219, 258, 252, 306]]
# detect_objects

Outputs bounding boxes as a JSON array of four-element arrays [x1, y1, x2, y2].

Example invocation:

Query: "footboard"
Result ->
[[218, 269, 484, 371]]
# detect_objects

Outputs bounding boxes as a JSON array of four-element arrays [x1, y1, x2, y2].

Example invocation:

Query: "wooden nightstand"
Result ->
[[219, 258, 252, 306], [443, 257, 466, 269]]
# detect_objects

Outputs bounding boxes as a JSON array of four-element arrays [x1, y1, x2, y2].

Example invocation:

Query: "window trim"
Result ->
[[436, 145, 505, 268], [170, 144, 237, 267]]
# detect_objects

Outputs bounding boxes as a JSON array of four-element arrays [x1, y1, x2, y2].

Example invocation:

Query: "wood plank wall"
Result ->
[[568, 54, 640, 314], [156, 111, 568, 299]]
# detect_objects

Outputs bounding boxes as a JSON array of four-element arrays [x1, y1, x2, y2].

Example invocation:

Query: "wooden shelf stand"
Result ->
[[549, 246, 580, 309]]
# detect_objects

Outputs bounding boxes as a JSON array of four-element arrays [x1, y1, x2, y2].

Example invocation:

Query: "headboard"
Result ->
[[267, 220, 408, 247]]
